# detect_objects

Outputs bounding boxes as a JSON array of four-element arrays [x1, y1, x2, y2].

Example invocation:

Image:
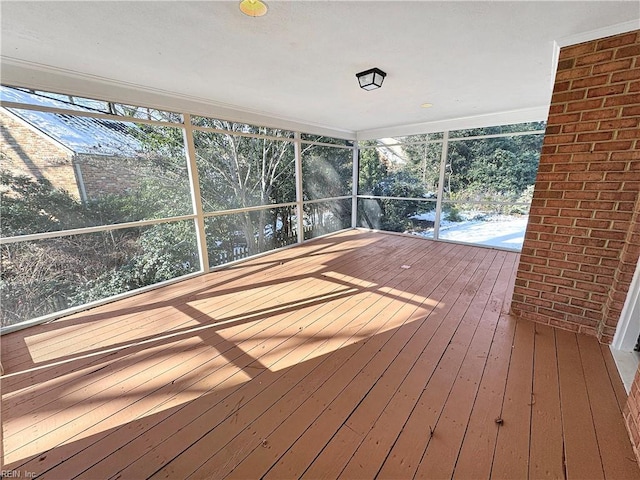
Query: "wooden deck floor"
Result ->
[[1, 230, 638, 479]]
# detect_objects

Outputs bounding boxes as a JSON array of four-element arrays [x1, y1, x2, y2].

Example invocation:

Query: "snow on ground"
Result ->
[[410, 212, 528, 250]]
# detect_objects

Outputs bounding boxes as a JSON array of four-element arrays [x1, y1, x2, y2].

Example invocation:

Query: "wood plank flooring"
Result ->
[[1, 230, 638, 479]]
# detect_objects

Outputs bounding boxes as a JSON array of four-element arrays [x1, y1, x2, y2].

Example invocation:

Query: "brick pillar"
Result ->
[[511, 29, 640, 342]]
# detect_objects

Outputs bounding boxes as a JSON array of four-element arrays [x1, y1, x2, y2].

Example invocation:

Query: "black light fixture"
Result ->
[[356, 68, 387, 90]]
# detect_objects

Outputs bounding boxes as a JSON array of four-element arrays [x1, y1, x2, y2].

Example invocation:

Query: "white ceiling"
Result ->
[[1, 1, 639, 136]]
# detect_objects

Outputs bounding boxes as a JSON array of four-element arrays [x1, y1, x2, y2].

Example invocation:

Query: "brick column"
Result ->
[[511, 30, 640, 343]]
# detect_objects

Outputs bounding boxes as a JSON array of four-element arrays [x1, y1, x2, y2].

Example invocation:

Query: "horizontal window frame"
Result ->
[[202, 201, 299, 218], [303, 195, 352, 205], [447, 129, 546, 142], [357, 195, 437, 203], [357, 195, 530, 208], [440, 199, 532, 207], [357, 129, 544, 150], [1, 100, 184, 128], [358, 138, 444, 149], [300, 140, 355, 150], [191, 124, 297, 143], [0, 214, 197, 245]]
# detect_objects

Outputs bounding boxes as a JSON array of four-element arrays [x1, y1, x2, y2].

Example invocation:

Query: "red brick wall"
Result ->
[[626, 366, 640, 468], [75, 154, 142, 200], [0, 109, 81, 198], [512, 30, 640, 343]]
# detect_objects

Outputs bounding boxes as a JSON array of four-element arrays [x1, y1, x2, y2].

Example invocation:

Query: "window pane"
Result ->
[[436, 202, 530, 250], [191, 116, 294, 138], [1, 116, 192, 236], [1, 85, 182, 122], [302, 144, 353, 200], [303, 199, 352, 239], [358, 142, 441, 197], [194, 131, 295, 212], [357, 198, 435, 234], [444, 133, 543, 202], [205, 206, 298, 267], [1, 220, 199, 327]]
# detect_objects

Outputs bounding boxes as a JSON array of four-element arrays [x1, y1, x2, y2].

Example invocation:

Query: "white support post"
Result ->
[[183, 113, 210, 273], [351, 143, 359, 228], [433, 131, 449, 240], [612, 257, 640, 351], [294, 132, 305, 244]]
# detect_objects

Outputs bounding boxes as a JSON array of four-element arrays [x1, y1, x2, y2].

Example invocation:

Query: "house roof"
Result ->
[[1, 86, 141, 156], [1, 2, 639, 136]]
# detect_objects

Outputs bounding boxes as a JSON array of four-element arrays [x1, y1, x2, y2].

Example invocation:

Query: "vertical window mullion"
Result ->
[[351, 145, 359, 228], [294, 132, 304, 244], [434, 131, 449, 240], [183, 113, 210, 272]]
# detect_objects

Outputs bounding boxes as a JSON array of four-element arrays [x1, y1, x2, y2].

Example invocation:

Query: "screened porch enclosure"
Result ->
[[1, 86, 544, 332], [1, 63, 639, 480]]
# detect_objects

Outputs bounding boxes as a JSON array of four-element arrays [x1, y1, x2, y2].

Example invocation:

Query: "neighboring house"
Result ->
[[0, 86, 142, 201]]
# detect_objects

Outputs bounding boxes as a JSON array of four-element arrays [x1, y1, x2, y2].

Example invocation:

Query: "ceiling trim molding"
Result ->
[[356, 106, 549, 141], [0, 57, 357, 140], [556, 19, 640, 48]]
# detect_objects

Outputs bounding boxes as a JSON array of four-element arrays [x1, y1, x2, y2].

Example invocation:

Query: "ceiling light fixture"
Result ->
[[356, 68, 386, 90], [239, 0, 268, 17]]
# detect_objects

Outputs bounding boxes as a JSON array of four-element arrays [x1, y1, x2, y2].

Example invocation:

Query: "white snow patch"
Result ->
[[409, 214, 529, 250]]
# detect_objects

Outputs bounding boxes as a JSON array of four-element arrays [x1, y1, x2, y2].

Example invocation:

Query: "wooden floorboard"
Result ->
[[577, 334, 640, 479], [528, 323, 563, 480], [490, 316, 535, 479], [451, 261, 519, 480], [556, 328, 605, 480], [413, 251, 514, 480], [1, 230, 638, 480]]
